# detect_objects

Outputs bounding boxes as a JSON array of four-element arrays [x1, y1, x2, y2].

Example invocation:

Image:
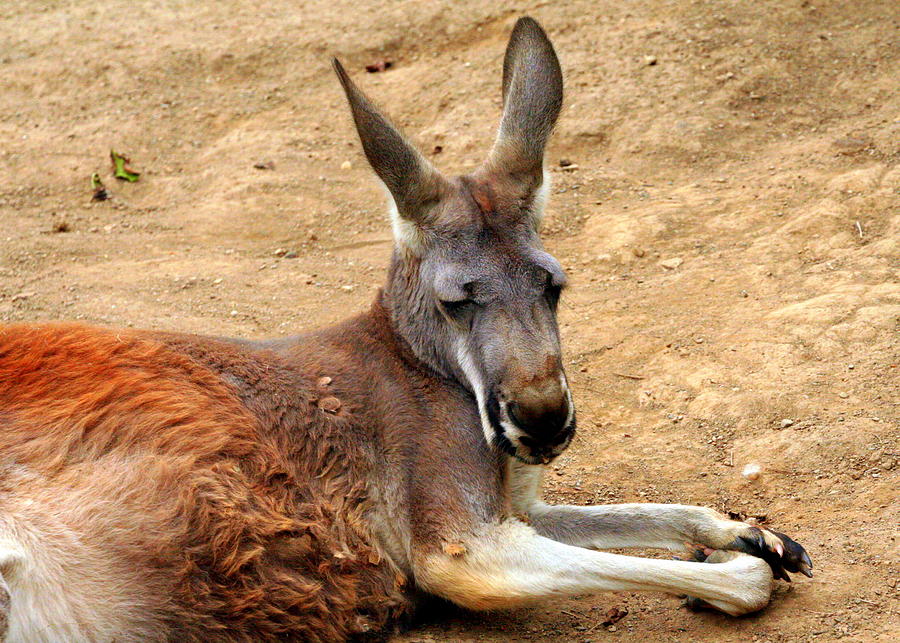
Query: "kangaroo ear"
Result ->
[[480, 17, 563, 202], [332, 58, 449, 236]]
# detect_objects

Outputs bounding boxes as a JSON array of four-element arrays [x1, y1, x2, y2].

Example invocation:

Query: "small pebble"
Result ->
[[643, 55, 657, 66], [340, 160, 352, 170], [660, 257, 683, 269], [742, 463, 762, 481], [838, 392, 849, 399], [780, 418, 794, 429]]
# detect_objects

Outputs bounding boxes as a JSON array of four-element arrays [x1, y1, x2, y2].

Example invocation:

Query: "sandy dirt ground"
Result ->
[[1, 0, 898, 641]]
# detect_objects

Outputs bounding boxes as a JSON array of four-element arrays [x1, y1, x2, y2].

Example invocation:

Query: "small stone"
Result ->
[[838, 392, 849, 399], [273, 248, 287, 257], [742, 463, 762, 481], [317, 376, 332, 388], [340, 160, 352, 170], [52, 220, 71, 233], [230, 310, 238, 316], [318, 396, 342, 413], [283, 251, 298, 259], [694, 337, 704, 344], [632, 247, 645, 258], [212, 278, 223, 285], [253, 160, 275, 170], [643, 55, 657, 66], [559, 158, 574, 167], [659, 257, 683, 269], [780, 418, 795, 429], [10, 291, 35, 302]]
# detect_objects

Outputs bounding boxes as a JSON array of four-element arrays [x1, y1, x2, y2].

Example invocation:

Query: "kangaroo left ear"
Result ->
[[332, 58, 450, 238], [477, 17, 563, 213]]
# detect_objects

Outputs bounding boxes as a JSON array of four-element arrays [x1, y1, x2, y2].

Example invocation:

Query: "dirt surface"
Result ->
[[1, 1, 898, 641]]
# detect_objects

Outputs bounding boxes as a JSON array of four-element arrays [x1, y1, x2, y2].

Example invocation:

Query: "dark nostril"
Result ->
[[507, 398, 570, 436]]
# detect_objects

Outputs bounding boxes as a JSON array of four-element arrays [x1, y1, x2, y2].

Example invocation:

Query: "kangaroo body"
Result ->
[[0, 18, 811, 643], [0, 313, 418, 641]]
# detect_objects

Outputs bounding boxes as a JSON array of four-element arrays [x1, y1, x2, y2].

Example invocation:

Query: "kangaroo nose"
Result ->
[[507, 384, 570, 440]]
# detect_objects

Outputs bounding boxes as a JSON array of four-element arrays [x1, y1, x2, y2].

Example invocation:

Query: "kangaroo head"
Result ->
[[334, 17, 571, 464]]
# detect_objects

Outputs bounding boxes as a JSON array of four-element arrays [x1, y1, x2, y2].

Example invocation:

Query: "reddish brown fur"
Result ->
[[0, 318, 414, 641]]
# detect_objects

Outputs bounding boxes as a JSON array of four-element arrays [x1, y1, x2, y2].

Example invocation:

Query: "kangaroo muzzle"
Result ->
[[490, 367, 576, 464]]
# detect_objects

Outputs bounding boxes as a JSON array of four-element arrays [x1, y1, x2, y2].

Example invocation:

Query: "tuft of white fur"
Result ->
[[530, 168, 551, 229], [384, 189, 425, 255], [454, 338, 495, 448]]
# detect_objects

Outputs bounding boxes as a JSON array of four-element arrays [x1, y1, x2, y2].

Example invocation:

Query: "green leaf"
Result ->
[[110, 150, 140, 182]]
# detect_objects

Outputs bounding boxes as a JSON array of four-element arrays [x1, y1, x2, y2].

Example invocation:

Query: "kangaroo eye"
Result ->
[[545, 273, 562, 308], [440, 299, 476, 316]]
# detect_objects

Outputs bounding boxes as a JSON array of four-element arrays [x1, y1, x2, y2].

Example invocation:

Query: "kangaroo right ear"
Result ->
[[479, 17, 563, 209], [332, 58, 449, 247]]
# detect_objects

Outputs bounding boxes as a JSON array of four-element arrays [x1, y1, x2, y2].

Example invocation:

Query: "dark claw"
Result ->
[[730, 526, 813, 582], [768, 529, 814, 578]]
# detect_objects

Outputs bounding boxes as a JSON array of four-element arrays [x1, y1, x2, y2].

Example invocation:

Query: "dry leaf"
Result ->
[[365, 60, 393, 73]]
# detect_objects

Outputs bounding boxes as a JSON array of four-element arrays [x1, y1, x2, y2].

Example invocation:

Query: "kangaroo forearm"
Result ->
[[528, 503, 730, 550]]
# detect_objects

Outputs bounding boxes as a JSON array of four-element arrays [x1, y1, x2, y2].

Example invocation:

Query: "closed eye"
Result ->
[[440, 299, 477, 320], [545, 273, 563, 308]]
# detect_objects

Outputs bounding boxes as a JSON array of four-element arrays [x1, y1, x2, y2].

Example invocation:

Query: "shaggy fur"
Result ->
[[0, 318, 411, 641]]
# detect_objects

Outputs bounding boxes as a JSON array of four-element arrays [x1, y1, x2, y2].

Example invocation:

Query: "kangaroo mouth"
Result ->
[[486, 390, 575, 464]]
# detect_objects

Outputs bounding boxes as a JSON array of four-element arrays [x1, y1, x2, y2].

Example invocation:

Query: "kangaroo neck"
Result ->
[[380, 252, 460, 384]]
